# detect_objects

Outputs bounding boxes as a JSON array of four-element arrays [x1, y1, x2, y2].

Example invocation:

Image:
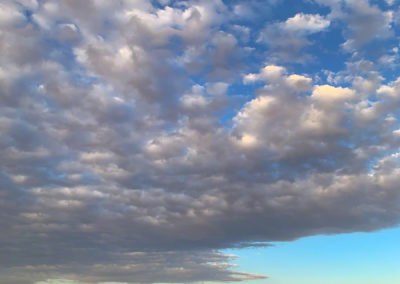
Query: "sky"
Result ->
[[1, 0, 400, 283], [224, 227, 400, 284]]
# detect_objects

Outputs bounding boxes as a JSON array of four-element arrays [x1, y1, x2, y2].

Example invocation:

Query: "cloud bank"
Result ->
[[1, 0, 400, 283]]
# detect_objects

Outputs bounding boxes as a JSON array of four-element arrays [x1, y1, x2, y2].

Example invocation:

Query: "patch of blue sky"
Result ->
[[42, 36, 77, 68], [218, 81, 261, 128], [337, 139, 356, 149], [220, 227, 400, 284], [305, 26, 348, 74], [21, 6, 34, 22]]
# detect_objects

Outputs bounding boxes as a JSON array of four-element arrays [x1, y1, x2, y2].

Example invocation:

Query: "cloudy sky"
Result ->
[[1, 0, 400, 283]]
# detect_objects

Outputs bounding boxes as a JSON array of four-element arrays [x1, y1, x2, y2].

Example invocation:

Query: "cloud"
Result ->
[[385, 0, 397, 5], [1, 0, 400, 283], [283, 13, 330, 33], [258, 13, 330, 62], [341, 0, 393, 50], [315, 0, 394, 51], [2, 252, 266, 284]]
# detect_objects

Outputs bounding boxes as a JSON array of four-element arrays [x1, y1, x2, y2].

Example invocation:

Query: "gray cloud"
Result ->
[[1, 0, 400, 283], [341, 0, 393, 50], [258, 13, 330, 62], [315, 0, 394, 51]]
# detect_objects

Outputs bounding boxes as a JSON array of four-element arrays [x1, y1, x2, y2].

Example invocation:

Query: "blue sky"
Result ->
[[224, 227, 400, 284], [1, 0, 400, 283]]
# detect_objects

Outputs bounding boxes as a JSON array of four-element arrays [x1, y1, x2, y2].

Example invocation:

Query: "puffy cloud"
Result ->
[[283, 13, 330, 33], [258, 13, 330, 62], [315, 0, 394, 51], [286, 74, 313, 91], [341, 1, 393, 50], [206, 82, 229, 96], [244, 65, 287, 83], [2, 0, 400, 283], [311, 85, 356, 104], [0, 1, 26, 28]]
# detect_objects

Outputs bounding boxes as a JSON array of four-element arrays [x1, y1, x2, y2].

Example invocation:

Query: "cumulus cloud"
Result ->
[[315, 0, 394, 51], [283, 13, 330, 33], [258, 13, 330, 62], [341, 0, 393, 50], [1, 0, 400, 283]]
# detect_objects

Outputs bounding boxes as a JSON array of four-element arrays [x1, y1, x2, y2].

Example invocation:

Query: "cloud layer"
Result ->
[[1, 0, 400, 283]]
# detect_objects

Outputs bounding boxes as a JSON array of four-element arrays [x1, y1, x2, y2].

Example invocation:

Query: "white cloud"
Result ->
[[283, 13, 330, 33], [0, 2, 26, 27], [286, 74, 312, 91], [311, 85, 356, 104], [258, 13, 330, 62]]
